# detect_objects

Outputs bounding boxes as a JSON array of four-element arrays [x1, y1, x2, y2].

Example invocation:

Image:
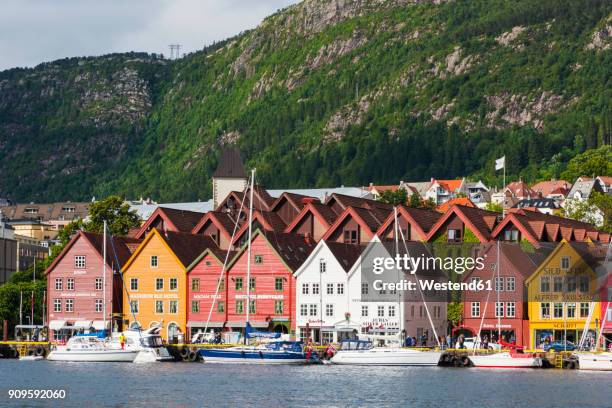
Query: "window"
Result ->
[[553, 303, 563, 318], [553, 276, 563, 292], [337, 283, 344, 295], [95, 277, 102, 291], [567, 303, 576, 318], [388, 305, 396, 317], [361, 305, 368, 317], [504, 229, 520, 242], [322, 331, 334, 344], [55, 278, 62, 290], [249, 300, 256, 314], [249, 277, 256, 290], [419, 305, 425, 318], [275, 277, 283, 291], [327, 283, 334, 295], [495, 302, 504, 318], [53, 299, 61, 312], [343, 230, 358, 244], [361, 282, 369, 295], [274, 300, 283, 315], [95, 299, 103, 313], [377, 306, 385, 317], [236, 300, 244, 314], [319, 259, 327, 274], [156, 278, 164, 291], [254, 255, 263, 264], [312, 283, 320, 295], [130, 278, 138, 291], [580, 303, 590, 318], [471, 302, 480, 317], [170, 278, 178, 291], [309, 304, 317, 316], [506, 302, 515, 318], [326, 304, 334, 317], [495, 277, 504, 291], [302, 283, 309, 295], [192, 301, 199, 313], [217, 301, 225, 313], [447, 229, 462, 242], [130, 300, 139, 314], [235, 277, 243, 291], [540, 303, 550, 319], [67, 278, 74, 291], [155, 300, 164, 314], [300, 304, 308, 316], [471, 277, 481, 285], [192, 278, 200, 292], [169, 300, 178, 314], [74, 255, 86, 269], [150, 255, 158, 267], [560, 256, 570, 270], [506, 277, 515, 292], [540, 276, 550, 292], [579, 276, 589, 293], [65, 299, 74, 312], [566, 276, 577, 292]]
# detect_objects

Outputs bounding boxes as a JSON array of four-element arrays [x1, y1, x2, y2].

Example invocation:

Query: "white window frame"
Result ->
[[169, 300, 178, 314], [67, 277, 75, 291], [506, 302, 515, 318], [506, 276, 515, 292], [74, 255, 86, 269], [95, 277, 103, 291], [95, 299, 103, 313], [155, 300, 164, 314], [55, 278, 62, 290], [53, 299, 61, 312], [155, 278, 164, 291], [495, 302, 504, 318], [325, 304, 334, 317], [130, 278, 138, 291], [169, 277, 178, 291], [65, 299, 74, 312], [150, 255, 158, 268], [361, 305, 368, 317], [471, 302, 480, 318], [302, 283, 309, 295]]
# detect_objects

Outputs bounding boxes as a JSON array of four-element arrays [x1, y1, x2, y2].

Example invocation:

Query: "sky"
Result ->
[[0, 0, 300, 71]]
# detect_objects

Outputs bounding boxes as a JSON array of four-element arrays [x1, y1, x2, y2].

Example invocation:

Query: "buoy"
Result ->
[[179, 347, 190, 358], [188, 351, 197, 362]]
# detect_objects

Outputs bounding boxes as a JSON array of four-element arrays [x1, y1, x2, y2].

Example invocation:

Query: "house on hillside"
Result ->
[[425, 179, 465, 205]]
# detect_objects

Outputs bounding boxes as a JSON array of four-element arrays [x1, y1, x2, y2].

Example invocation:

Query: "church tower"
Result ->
[[212, 148, 247, 209]]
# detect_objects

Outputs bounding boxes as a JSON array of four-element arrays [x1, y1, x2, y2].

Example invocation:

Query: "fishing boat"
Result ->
[[46, 333, 139, 362], [200, 341, 315, 364], [468, 351, 541, 368], [330, 339, 442, 366], [569, 352, 612, 371]]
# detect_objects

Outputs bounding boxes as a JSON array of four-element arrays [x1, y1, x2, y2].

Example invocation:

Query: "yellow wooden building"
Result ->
[[525, 241, 603, 349], [121, 228, 217, 341]]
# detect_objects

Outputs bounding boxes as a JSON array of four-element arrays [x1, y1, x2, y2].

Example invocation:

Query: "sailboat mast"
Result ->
[[393, 207, 402, 338], [496, 240, 501, 341], [245, 169, 255, 330], [103, 220, 107, 333]]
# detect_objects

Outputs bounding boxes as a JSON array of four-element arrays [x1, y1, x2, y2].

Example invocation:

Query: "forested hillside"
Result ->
[[0, 0, 611, 202]]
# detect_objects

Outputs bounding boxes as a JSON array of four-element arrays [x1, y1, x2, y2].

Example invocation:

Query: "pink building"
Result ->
[[46, 231, 139, 340]]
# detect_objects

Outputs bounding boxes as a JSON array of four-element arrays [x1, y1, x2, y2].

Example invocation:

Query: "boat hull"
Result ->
[[199, 348, 308, 364], [46, 350, 139, 362], [469, 353, 541, 368], [134, 348, 174, 363], [572, 353, 612, 371], [330, 348, 442, 366]]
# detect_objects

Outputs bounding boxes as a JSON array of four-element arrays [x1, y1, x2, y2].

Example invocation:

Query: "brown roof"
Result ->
[[257, 211, 287, 232], [259, 230, 316, 271], [3, 202, 90, 222], [192, 211, 237, 236], [311, 203, 339, 225], [213, 148, 246, 178], [160, 230, 219, 267], [158, 207, 205, 232], [456, 205, 501, 241], [401, 206, 443, 233], [505, 181, 537, 199], [531, 180, 572, 197], [325, 241, 364, 272]]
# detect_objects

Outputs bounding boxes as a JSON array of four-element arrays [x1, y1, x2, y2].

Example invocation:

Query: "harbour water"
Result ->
[[1, 361, 611, 407]]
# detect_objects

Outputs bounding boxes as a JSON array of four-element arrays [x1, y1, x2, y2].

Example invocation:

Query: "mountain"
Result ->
[[1, 0, 611, 202]]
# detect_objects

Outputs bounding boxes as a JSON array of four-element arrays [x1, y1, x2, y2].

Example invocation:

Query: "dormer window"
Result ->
[[24, 208, 38, 214], [343, 230, 358, 244], [447, 229, 462, 243]]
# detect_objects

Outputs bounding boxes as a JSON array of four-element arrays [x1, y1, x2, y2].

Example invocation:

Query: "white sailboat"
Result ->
[[331, 207, 442, 366]]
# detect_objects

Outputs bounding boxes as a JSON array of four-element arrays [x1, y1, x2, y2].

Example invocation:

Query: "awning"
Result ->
[[92, 320, 111, 330], [49, 320, 66, 330], [187, 321, 224, 328], [73, 321, 92, 329], [226, 321, 269, 328]]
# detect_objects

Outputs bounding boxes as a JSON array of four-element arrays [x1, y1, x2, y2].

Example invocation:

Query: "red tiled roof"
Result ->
[[505, 181, 537, 198], [436, 197, 475, 213], [531, 180, 572, 197], [434, 179, 463, 193]]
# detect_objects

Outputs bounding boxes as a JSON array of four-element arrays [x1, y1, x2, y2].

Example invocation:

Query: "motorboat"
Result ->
[[569, 352, 612, 371], [46, 333, 139, 362], [330, 339, 442, 366], [110, 326, 173, 363], [468, 351, 541, 368], [199, 341, 317, 364]]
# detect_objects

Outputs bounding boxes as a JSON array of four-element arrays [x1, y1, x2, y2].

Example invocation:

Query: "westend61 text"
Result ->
[[372, 278, 493, 292]]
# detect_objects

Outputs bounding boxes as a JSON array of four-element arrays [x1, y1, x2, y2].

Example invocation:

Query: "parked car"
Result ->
[[544, 341, 576, 352]]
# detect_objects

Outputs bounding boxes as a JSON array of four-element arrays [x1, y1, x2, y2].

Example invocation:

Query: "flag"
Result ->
[[495, 156, 505, 171]]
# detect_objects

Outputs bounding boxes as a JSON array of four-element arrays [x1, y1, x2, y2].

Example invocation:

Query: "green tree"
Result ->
[[484, 202, 503, 213], [408, 192, 422, 208], [560, 145, 612, 181], [87, 195, 141, 235], [447, 302, 463, 327], [589, 192, 612, 233], [378, 188, 408, 206]]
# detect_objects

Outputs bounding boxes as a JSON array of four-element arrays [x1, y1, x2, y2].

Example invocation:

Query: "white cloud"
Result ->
[[0, 0, 298, 70]]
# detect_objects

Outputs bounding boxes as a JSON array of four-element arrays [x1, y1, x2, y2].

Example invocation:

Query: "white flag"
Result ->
[[495, 156, 505, 171]]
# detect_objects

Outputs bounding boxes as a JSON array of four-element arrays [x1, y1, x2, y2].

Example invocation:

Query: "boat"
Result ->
[[19, 356, 44, 361], [110, 326, 174, 363], [468, 351, 541, 368], [330, 339, 442, 366], [199, 341, 316, 364], [569, 352, 612, 371], [46, 333, 139, 362]]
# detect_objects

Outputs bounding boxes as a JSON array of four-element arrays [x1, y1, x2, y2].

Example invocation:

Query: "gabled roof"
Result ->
[[531, 180, 572, 197], [45, 231, 141, 275], [321, 206, 387, 241], [436, 197, 475, 213], [431, 179, 463, 193], [325, 241, 364, 272], [426, 205, 501, 242], [325, 193, 393, 214], [232, 210, 287, 244], [186, 246, 238, 272], [191, 211, 237, 238], [213, 148, 246, 178], [269, 192, 319, 213], [376, 206, 442, 238], [567, 178, 601, 200], [284, 202, 338, 233], [136, 206, 204, 239], [513, 198, 560, 210], [504, 181, 537, 198], [525, 241, 603, 285], [462, 242, 544, 282]]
